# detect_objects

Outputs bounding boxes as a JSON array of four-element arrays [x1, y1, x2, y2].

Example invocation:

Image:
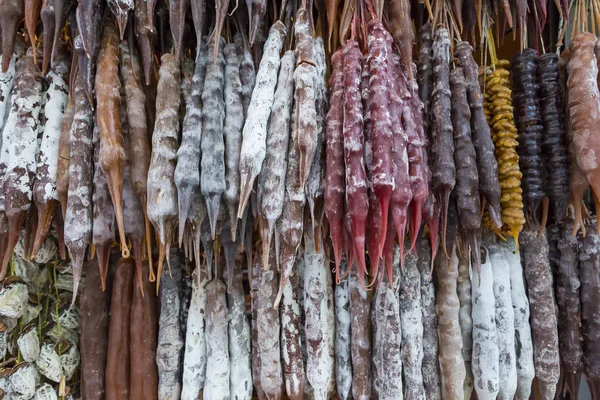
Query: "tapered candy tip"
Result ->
[[237, 175, 254, 220], [206, 195, 222, 240], [261, 224, 273, 271], [116, 13, 128, 41], [488, 203, 503, 229], [132, 240, 145, 297], [409, 205, 422, 253]]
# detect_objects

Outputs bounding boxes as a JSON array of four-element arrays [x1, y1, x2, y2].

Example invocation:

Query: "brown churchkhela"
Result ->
[[80, 257, 111, 400], [568, 33, 600, 234], [579, 219, 600, 397], [430, 27, 455, 257], [130, 261, 159, 400], [0, 0, 24, 72], [96, 17, 129, 259], [106, 257, 135, 399]]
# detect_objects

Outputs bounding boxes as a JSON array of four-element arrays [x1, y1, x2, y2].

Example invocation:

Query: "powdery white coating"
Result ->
[[223, 43, 244, 239], [471, 244, 500, 400], [181, 56, 195, 108], [257, 242, 283, 399], [400, 250, 425, 399], [257, 50, 295, 228], [147, 53, 180, 277], [487, 237, 517, 400], [416, 237, 441, 400], [325, 248, 336, 397], [335, 257, 352, 400], [238, 21, 286, 217], [63, 74, 93, 300], [60, 340, 80, 380], [456, 251, 474, 399], [501, 238, 534, 400], [250, 242, 265, 400], [2, 48, 42, 218], [181, 267, 208, 400], [280, 248, 305, 399], [0, 280, 27, 318], [17, 327, 40, 362], [520, 228, 560, 400], [276, 73, 306, 309], [305, 37, 328, 222], [33, 59, 68, 204], [119, 37, 149, 209], [156, 251, 184, 400], [9, 362, 40, 398], [205, 277, 230, 400], [349, 267, 372, 400], [175, 41, 205, 245], [435, 248, 466, 399], [200, 37, 226, 238], [303, 233, 333, 400], [35, 383, 58, 400], [36, 342, 61, 382], [226, 252, 252, 400], [372, 244, 403, 400], [234, 33, 256, 117], [0, 49, 18, 136], [293, 61, 318, 192]]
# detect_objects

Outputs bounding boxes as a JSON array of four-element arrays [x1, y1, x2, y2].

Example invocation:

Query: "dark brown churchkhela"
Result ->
[[520, 227, 560, 399], [431, 27, 455, 257], [555, 219, 583, 398], [80, 258, 110, 400], [579, 218, 600, 397], [512, 49, 546, 224], [106, 257, 135, 399], [455, 41, 502, 229], [76, 0, 105, 102], [418, 22, 433, 136], [450, 67, 481, 272], [130, 261, 159, 400], [536, 53, 570, 222], [0, 0, 23, 72]]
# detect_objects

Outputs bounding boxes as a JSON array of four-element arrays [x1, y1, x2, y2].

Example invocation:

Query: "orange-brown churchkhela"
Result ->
[[96, 17, 129, 259]]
